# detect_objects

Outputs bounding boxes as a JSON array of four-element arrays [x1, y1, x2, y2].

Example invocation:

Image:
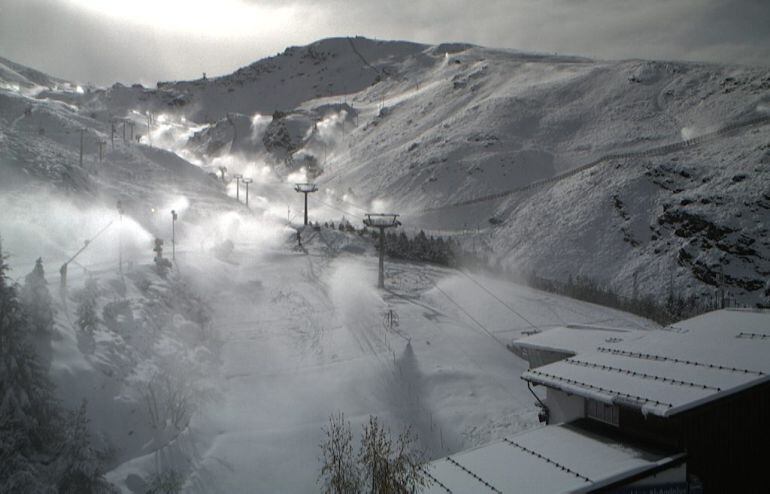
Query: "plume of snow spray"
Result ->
[[250, 113, 272, 143], [0, 192, 153, 274], [680, 127, 698, 141]]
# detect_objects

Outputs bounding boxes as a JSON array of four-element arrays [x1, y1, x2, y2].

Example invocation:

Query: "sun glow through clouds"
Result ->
[[66, 0, 303, 37]]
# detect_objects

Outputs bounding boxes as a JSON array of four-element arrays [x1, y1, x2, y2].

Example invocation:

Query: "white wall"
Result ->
[[545, 388, 585, 424]]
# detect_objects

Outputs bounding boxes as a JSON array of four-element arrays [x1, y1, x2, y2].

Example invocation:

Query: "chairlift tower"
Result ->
[[294, 183, 318, 225], [242, 177, 253, 207], [363, 213, 401, 288]]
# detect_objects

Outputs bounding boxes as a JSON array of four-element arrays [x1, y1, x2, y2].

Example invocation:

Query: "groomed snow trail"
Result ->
[[169, 238, 656, 493]]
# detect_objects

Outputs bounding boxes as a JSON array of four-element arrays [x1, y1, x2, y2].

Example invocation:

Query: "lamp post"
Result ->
[[171, 209, 178, 261], [233, 173, 243, 201], [242, 178, 253, 207], [363, 213, 401, 288]]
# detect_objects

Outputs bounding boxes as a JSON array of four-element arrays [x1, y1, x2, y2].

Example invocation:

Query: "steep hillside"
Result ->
[[3, 37, 768, 307], [161, 39, 770, 307]]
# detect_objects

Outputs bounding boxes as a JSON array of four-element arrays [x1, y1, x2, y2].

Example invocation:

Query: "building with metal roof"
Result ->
[[426, 309, 770, 492], [424, 422, 686, 494]]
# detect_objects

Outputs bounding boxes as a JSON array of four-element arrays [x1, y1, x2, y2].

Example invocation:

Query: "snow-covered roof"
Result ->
[[522, 309, 770, 417], [424, 423, 683, 494], [512, 324, 646, 357]]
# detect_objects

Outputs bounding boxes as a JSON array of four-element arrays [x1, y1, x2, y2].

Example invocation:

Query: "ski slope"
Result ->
[[103, 232, 656, 493], [0, 35, 767, 491]]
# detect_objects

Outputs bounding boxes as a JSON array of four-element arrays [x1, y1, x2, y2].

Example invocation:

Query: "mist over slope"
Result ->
[[2, 36, 770, 304], [2, 36, 769, 492]]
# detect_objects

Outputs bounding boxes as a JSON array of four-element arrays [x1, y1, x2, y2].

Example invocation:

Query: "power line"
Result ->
[[316, 199, 363, 219], [458, 269, 538, 330], [338, 199, 368, 212], [431, 281, 508, 349]]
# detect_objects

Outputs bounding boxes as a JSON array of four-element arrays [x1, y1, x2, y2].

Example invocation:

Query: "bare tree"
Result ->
[[319, 414, 430, 494], [140, 366, 200, 432], [133, 353, 214, 436], [318, 412, 360, 494], [359, 416, 428, 494]]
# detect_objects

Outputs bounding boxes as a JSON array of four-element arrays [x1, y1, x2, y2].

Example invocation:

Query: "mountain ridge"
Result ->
[[1, 36, 769, 306]]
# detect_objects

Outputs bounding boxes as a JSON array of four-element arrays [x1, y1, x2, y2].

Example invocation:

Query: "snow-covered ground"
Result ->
[[0, 35, 766, 491], [103, 232, 655, 492]]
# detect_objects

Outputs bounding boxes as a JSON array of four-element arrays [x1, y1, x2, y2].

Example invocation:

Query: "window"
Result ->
[[586, 399, 619, 426]]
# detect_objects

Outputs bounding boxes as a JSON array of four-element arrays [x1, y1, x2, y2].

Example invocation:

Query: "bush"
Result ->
[[318, 413, 429, 494], [145, 470, 183, 494], [76, 277, 99, 335]]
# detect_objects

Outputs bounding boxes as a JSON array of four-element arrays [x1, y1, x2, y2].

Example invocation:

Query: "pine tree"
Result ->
[[20, 258, 55, 337], [0, 242, 115, 493], [56, 400, 116, 494], [0, 243, 59, 492], [19, 257, 55, 368]]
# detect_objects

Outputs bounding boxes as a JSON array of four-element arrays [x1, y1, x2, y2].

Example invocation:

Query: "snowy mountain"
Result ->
[[1, 36, 769, 492], [38, 35, 766, 307]]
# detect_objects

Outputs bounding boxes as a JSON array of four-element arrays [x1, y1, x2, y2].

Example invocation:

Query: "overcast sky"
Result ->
[[1, 0, 768, 86]]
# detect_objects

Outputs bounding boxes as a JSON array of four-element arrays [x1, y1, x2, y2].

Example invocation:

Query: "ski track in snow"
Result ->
[[142, 238, 655, 493]]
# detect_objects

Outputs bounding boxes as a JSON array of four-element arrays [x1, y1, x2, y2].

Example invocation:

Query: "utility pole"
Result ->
[[97, 139, 106, 162], [363, 213, 401, 288], [110, 121, 116, 150], [171, 209, 178, 262], [233, 173, 243, 201], [79, 128, 85, 167], [146, 112, 153, 147], [117, 200, 124, 274], [294, 183, 318, 225], [242, 178, 253, 207]]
